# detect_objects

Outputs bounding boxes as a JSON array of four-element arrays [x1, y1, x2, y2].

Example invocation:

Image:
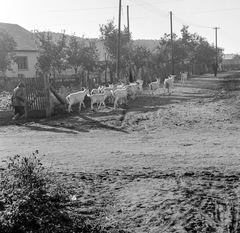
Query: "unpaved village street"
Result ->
[[1, 72, 240, 232]]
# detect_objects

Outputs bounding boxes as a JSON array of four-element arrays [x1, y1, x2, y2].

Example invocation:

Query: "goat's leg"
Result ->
[[68, 104, 72, 113], [114, 99, 118, 109], [97, 102, 102, 110], [125, 97, 128, 105], [82, 101, 86, 108], [78, 102, 82, 111], [97, 102, 101, 110], [91, 101, 94, 109]]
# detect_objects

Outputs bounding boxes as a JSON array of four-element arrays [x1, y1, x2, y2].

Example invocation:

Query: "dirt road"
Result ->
[[1, 72, 240, 232]]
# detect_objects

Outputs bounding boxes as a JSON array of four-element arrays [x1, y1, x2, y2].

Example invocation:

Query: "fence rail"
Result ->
[[25, 76, 50, 118]]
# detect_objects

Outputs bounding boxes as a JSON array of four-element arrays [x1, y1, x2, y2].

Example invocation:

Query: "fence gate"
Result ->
[[24, 76, 51, 118]]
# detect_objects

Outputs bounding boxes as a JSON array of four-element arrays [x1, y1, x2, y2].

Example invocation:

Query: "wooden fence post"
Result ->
[[23, 78, 28, 118], [43, 75, 51, 118]]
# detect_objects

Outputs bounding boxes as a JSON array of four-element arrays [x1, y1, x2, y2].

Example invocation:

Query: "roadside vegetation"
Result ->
[[0, 151, 109, 233]]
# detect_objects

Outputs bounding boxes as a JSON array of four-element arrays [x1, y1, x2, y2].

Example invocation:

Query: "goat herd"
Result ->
[[66, 72, 189, 112]]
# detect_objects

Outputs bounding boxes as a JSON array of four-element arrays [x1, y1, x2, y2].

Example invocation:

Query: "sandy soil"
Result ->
[[1, 72, 240, 232]]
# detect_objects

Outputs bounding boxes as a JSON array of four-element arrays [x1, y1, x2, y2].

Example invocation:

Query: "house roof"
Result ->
[[0, 23, 37, 51], [224, 53, 235, 60]]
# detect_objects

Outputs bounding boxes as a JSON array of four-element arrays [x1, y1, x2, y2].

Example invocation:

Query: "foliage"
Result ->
[[67, 35, 99, 75], [32, 22, 225, 83], [151, 25, 224, 76], [233, 54, 240, 60], [99, 19, 131, 79], [66, 35, 83, 75], [0, 30, 17, 73], [129, 44, 152, 77], [34, 31, 67, 77], [99, 20, 224, 81], [0, 151, 104, 233]]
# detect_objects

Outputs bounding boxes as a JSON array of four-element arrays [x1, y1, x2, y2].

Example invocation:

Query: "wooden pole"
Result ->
[[127, 5, 130, 41], [105, 53, 108, 84], [170, 11, 174, 75], [213, 27, 220, 77], [43, 75, 51, 118], [117, 0, 122, 81], [214, 27, 220, 65], [50, 84, 67, 105], [23, 77, 28, 118]]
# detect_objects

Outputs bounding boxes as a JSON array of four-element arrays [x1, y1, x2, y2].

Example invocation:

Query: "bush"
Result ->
[[0, 151, 104, 233]]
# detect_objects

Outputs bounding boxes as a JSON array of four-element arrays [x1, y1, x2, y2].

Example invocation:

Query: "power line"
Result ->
[[176, 7, 240, 15], [10, 6, 118, 14], [173, 15, 213, 29], [130, 0, 214, 30], [130, 0, 169, 18]]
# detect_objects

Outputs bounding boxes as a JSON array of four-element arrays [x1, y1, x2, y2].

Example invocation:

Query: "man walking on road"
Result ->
[[212, 63, 218, 77]]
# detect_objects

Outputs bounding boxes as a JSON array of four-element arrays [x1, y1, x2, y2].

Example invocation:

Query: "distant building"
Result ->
[[0, 23, 38, 78], [222, 53, 240, 70]]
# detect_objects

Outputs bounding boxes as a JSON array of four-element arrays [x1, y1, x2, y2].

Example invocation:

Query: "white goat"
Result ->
[[87, 92, 108, 110], [111, 87, 128, 109], [116, 83, 126, 89], [91, 88, 100, 95], [66, 88, 89, 112], [164, 75, 176, 95], [126, 83, 140, 100], [99, 86, 115, 103], [136, 79, 144, 94], [180, 72, 188, 84], [149, 78, 161, 95]]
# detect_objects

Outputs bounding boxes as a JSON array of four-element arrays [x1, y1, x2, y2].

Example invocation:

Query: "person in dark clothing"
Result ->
[[212, 63, 218, 77], [129, 69, 134, 83], [12, 82, 26, 120]]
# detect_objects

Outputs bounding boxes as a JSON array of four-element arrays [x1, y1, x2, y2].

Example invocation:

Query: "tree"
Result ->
[[153, 25, 224, 75], [233, 54, 240, 60], [67, 35, 99, 73], [194, 37, 216, 69], [66, 35, 99, 85], [99, 19, 131, 80], [67, 35, 81, 76], [34, 31, 67, 79], [180, 26, 224, 70], [129, 44, 152, 81], [0, 30, 17, 73], [81, 40, 99, 72]]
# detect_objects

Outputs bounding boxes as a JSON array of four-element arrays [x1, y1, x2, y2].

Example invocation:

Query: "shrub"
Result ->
[[0, 151, 104, 233]]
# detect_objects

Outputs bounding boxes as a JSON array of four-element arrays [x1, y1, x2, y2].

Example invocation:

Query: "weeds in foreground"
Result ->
[[0, 151, 104, 233]]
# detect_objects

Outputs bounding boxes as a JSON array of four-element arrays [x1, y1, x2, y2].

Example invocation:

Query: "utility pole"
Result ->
[[127, 5, 132, 83], [213, 27, 220, 77], [170, 11, 174, 75], [117, 0, 122, 81], [127, 5, 130, 41], [105, 53, 108, 83], [213, 27, 220, 65]]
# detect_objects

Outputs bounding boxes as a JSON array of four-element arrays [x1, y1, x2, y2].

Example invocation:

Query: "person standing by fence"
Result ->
[[11, 82, 26, 120]]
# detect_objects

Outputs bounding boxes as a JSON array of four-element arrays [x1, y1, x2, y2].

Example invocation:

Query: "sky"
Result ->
[[1, 0, 240, 54]]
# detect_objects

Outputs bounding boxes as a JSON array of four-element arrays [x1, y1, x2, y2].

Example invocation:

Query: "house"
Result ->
[[222, 53, 240, 70], [0, 23, 38, 78]]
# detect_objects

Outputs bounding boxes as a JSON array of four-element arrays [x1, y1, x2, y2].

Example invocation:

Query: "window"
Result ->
[[16, 56, 28, 70]]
